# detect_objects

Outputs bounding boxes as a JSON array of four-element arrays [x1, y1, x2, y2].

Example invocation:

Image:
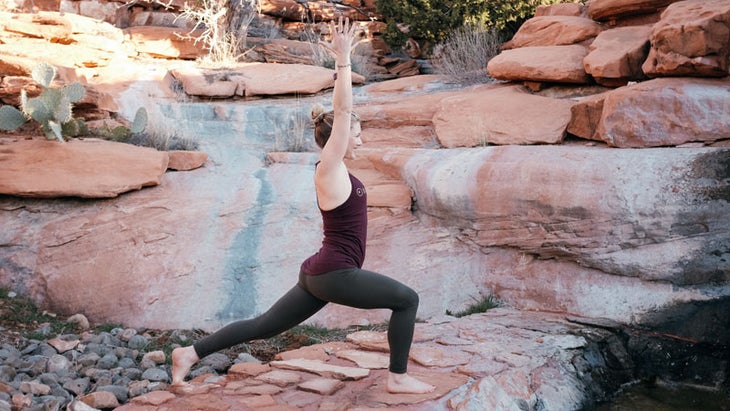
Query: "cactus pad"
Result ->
[[0, 105, 28, 131]]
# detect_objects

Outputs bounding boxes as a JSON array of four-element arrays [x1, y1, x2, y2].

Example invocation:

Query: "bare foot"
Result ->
[[387, 372, 436, 394], [171, 346, 199, 385]]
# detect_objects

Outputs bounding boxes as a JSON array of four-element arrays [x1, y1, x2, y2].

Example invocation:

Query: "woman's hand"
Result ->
[[320, 16, 358, 61]]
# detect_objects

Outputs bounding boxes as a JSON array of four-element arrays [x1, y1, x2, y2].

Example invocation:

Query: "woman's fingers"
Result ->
[[320, 16, 360, 57]]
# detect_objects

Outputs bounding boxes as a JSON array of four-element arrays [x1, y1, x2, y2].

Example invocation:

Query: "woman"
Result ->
[[172, 17, 435, 395]]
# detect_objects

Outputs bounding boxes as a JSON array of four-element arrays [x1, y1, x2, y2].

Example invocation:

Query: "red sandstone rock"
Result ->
[[297, 377, 345, 395], [587, 0, 678, 21], [595, 77, 730, 147], [433, 85, 574, 146], [259, 0, 379, 22], [536, 2, 586, 17], [583, 25, 653, 86], [642, 0, 730, 77], [167, 150, 208, 171], [487, 44, 591, 84], [566, 91, 610, 140], [335, 350, 389, 369], [3, 11, 74, 44], [255, 369, 302, 387], [228, 362, 271, 378], [0, 137, 169, 198], [502, 16, 603, 49], [79, 391, 119, 409], [271, 358, 370, 380], [123, 26, 207, 60], [129, 391, 175, 406]]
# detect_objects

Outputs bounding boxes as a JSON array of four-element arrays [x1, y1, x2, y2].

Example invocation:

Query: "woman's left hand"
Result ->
[[320, 16, 358, 60]]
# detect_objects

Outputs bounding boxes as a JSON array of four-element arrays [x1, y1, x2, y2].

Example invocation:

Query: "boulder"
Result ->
[[167, 150, 208, 171], [170, 66, 243, 98], [487, 45, 591, 84], [258, 0, 379, 22], [433, 85, 574, 146], [586, 0, 679, 21], [2, 11, 74, 44], [237, 62, 364, 97], [123, 26, 207, 60], [566, 91, 609, 140], [502, 16, 603, 49], [0, 12, 127, 69], [642, 0, 730, 77], [535, 2, 585, 17], [170, 63, 365, 98], [595, 77, 730, 147], [583, 25, 653, 86], [0, 137, 169, 198]]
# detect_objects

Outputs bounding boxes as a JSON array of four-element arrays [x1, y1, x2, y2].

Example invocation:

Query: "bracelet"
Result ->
[[333, 64, 351, 80]]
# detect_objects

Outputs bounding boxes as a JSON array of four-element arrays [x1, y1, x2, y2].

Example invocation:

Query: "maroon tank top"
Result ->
[[301, 172, 368, 275]]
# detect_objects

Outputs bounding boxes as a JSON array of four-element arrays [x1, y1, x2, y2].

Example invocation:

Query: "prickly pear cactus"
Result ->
[[0, 62, 86, 142], [0, 105, 27, 131], [31, 62, 55, 88], [131, 107, 148, 134]]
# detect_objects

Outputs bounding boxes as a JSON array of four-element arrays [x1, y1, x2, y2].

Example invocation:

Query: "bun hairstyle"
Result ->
[[311, 103, 360, 149]]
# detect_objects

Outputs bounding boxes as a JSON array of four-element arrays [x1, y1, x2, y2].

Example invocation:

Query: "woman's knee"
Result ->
[[395, 285, 419, 309]]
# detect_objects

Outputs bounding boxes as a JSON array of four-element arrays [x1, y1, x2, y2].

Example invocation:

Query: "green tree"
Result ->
[[375, 0, 569, 53]]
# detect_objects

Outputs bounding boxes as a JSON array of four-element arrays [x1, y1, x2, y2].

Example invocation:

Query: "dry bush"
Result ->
[[177, 0, 259, 67], [273, 110, 311, 152], [431, 23, 505, 85]]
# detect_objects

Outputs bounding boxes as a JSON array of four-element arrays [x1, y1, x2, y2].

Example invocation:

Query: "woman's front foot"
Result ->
[[387, 372, 436, 394]]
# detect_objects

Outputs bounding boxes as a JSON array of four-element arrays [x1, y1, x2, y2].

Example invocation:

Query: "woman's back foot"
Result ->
[[171, 346, 199, 385], [387, 372, 436, 394]]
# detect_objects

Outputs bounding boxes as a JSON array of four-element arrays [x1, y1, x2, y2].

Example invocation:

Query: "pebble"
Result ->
[[0, 327, 186, 410]]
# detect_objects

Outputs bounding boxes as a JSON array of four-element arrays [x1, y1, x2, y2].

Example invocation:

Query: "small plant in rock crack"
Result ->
[[446, 294, 501, 318]]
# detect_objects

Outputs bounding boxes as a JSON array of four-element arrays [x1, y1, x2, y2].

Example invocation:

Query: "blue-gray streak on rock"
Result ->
[[217, 168, 274, 321]]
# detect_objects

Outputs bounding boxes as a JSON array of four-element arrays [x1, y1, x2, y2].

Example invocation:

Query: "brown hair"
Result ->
[[311, 103, 360, 149]]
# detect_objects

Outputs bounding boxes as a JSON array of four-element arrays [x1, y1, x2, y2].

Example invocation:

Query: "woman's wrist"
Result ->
[[336, 63, 351, 69]]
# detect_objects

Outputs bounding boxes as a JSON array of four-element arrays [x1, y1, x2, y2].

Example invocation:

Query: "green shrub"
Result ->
[[375, 0, 570, 53]]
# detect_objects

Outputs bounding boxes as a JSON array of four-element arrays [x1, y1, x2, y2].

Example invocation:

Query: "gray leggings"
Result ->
[[193, 268, 420, 374]]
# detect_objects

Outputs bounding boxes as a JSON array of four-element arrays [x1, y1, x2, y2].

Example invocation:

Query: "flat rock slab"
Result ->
[[0, 137, 168, 198], [270, 358, 370, 380]]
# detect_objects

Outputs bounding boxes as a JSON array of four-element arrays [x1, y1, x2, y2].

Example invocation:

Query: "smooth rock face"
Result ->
[[404, 145, 729, 287]]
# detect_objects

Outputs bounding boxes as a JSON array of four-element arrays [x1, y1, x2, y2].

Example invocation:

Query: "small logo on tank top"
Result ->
[[356, 187, 365, 197]]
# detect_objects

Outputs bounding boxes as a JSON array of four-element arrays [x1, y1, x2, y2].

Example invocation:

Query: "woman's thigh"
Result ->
[[301, 268, 417, 310]]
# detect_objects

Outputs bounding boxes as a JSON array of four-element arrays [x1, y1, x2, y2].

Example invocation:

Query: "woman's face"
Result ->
[[345, 121, 362, 159]]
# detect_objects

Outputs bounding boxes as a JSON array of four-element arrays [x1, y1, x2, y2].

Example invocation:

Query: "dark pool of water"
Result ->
[[594, 382, 730, 411]]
